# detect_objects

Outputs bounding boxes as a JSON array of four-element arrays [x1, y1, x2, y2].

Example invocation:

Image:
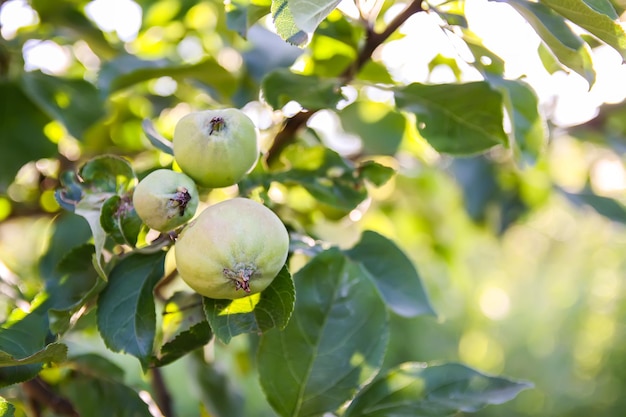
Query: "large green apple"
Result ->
[[174, 198, 289, 299], [132, 169, 199, 232], [173, 108, 259, 188]]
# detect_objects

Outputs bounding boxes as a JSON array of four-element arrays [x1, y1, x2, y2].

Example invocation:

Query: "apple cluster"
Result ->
[[132, 109, 288, 300]]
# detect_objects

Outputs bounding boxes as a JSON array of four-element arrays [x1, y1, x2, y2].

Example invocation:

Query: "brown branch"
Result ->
[[150, 368, 174, 417], [264, 0, 425, 164], [22, 377, 79, 417]]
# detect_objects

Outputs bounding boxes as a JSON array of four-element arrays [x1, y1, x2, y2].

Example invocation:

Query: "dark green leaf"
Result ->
[[262, 68, 343, 109], [258, 249, 389, 417], [357, 161, 395, 187], [141, 118, 174, 155], [0, 81, 54, 192], [46, 244, 106, 334], [490, 78, 546, 165], [97, 251, 166, 370], [61, 373, 152, 417], [68, 354, 125, 382], [154, 292, 212, 367], [55, 171, 84, 212], [540, 0, 626, 60], [0, 397, 15, 417], [344, 362, 533, 417], [190, 352, 245, 417], [395, 82, 507, 154], [561, 189, 626, 223], [100, 194, 142, 247], [203, 265, 294, 344], [0, 312, 49, 387], [502, 0, 595, 86], [20, 71, 105, 139], [346, 231, 435, 317], [98, 55, 236, 99], [272, 0, 309, 46], [339, 101, 406, 156], [78, 155, 136, 194]]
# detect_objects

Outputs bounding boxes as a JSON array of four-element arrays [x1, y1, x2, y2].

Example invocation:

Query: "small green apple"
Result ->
[[174, 198, 289, 299], [173, 108, 259, 188], [132, 169, 199, 232]]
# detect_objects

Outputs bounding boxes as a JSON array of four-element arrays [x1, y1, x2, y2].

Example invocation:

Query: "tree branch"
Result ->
[[151, 368, 174, 417], [22, 377, 79, 417], [265, 0, 425, 164]]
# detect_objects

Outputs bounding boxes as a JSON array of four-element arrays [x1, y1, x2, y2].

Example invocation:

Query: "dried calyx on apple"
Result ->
[[132, 169, 199, 232], [173, 108, 259, 189], [174, 198, 289, 299]]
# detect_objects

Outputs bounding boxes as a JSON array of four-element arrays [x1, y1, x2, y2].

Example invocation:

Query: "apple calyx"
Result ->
[[223, 264, 257, 293]]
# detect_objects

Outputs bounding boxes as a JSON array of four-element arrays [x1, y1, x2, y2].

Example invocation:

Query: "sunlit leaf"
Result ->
[[272, 0, 309, 46], [203, 266, 294, 344], [0, 397, 15, 417], [395, 82, 507, 154], [258, 249, 389, 417], [97, 251, 166, 370], [344, 362, 533, 417], [502, 0, 596, 86], [540, 0, 626, 60]]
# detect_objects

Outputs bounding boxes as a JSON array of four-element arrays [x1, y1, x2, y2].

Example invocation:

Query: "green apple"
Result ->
[[173, 108, 259, 188], [175, 198, 289, 299], [132, 169, 199, 232]]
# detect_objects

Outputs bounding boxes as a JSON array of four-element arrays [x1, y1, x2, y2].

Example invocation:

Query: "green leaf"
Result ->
[[226, 0, 271, 38], [345, 231, 435, 317], [46, 244, 106, 334], [502, 0, 595, 86], [356, 161, 395, 187], [561, 189, 626, 223], [395, 82, 507, 155], [78, 155, 136, 194], [154, 292, 212, 367], [276, 145, 369, 211], [539, 0, 626, 60], [0, 397, 15, 417], [272, 0, 309, 46], [258, 249, 389, 417], [0, 312, 49, 387], [141, 119, 174, 155], [288, 0, 342, 34], [97, 251, 166, 370], [339, 101, 406, 156], [490, 78, 546, 165], [0, 81, 55, 192], [262, 68, 343, 110], [20, 71, 105, 139], [344, 362, 533, 417], [61, 373, 152, 417], [100, 194, 142, 247], [189, 352, 245, 417], [68, 354, 125, 382], [98, 55, 237, 99], [203, 265, 294, 344], [461, 29, 505, 76], [0, 343, 67, 367]]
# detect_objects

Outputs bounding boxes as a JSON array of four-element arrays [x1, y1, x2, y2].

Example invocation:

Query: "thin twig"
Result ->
[[150, 368, 174, 417], [265, 0, 425, 164], [22, 377, 79, 417]]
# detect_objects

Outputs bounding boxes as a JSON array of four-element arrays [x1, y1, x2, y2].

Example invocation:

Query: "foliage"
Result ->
[[1, 0, 625, 416]]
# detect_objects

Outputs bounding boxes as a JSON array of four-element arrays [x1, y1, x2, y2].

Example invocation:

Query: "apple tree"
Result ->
[[1, 0, 625, 416]]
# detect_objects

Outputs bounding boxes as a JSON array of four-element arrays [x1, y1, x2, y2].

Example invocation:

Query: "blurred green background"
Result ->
[[2, 0, 626, 415]]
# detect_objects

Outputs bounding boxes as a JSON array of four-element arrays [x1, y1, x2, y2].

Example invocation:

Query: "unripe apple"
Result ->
[[132, 169, 199, 232], [173, 109, 259, 188], [175, 198, 289, 299]]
